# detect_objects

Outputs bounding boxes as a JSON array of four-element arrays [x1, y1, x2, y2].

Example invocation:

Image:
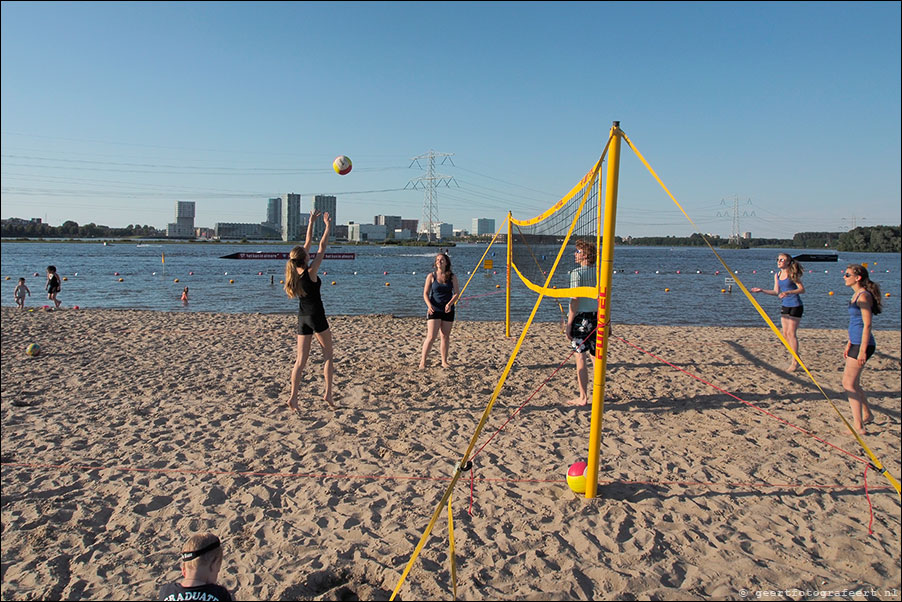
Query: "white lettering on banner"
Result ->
[[166, 592, 223, 601]]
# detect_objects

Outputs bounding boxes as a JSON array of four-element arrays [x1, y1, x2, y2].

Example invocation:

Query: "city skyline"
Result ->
[[1, 3, 899, 239], [2, 193, 500, 240]]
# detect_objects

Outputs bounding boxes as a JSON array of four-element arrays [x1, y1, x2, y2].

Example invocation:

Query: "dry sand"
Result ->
[[1, 307, 900, 601]]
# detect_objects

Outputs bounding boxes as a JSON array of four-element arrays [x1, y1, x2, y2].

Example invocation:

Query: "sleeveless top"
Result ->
[[297, 269, 325, 317], [777, 276, 801, 307], [46, 273, 61, 293], [848, 291, 876, 347], [430, 273, 454, 309]]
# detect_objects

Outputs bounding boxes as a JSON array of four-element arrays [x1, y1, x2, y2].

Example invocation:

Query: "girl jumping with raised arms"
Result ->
[[284, 211, 334, 411]]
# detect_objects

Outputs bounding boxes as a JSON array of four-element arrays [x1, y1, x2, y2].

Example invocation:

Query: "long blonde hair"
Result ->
[[846, 263, 883, 315], [778, 253, 803, 281], [284, 246, 308, 298]]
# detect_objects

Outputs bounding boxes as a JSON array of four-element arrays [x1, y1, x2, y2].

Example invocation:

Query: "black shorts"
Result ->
[[847, 343, 875, 361], [427, 307, 455, 322], [297, 312, 329, 335], [781, 305, 803, 318], [569, 312, 598, 355]]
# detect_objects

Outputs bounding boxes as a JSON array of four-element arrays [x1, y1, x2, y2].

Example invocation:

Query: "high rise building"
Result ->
[[375, 215, 402, 239], [281, 193, 303, 241], [267, 198, 282, 229], [400, 219, 418, 234], [167, 201, 195, 238], [312, 195, 336, 241], [423, 222, 454, 240], [472, 218, 495, 236]]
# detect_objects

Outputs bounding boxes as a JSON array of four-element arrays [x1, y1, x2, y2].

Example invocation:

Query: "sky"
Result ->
[[1, 1, 900, 239]]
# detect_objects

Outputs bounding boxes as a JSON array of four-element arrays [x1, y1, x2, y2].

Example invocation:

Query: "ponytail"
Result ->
[[284, 247, 308, 298], [865, 280, 883, 315], [847, 264, 882, 315], [782, 254, 803, 281]]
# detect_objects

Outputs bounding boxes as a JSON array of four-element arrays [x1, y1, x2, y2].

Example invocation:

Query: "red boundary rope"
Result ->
[[455, 327, 884, 527], [0, 461, 890, 492]]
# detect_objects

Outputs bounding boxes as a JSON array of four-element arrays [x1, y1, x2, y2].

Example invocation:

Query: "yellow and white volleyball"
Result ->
[[333, 155, 352, 175], [26, 343, 41, 357]]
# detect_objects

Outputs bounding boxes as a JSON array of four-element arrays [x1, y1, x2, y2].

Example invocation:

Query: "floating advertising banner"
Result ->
[[220, 252, 355, 260]]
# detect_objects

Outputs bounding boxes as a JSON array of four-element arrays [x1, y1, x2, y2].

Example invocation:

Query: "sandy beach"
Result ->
[[1, 307, 900, 600]]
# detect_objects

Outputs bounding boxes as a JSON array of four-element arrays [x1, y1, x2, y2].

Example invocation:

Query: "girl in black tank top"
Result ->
[[419, 253, 461, 368], [283, 211, 335, 412]]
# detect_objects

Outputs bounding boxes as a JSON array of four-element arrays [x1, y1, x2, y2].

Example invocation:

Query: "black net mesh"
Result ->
[[509, 158, 604, 298]]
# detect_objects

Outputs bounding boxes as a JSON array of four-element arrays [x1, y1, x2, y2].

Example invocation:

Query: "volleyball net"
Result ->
[[508, 152, 604, 299]]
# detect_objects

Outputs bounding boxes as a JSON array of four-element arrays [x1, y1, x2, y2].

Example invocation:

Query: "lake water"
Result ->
[[2, 241, 900, 330]]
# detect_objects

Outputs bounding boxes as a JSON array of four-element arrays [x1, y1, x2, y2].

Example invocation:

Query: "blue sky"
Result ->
[[2, 1, 900, 239]]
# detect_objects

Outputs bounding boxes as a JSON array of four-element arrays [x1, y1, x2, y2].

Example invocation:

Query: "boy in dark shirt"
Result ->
[[158, 533, 233, 601]]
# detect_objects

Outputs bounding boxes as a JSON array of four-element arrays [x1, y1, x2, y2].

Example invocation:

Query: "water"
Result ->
[[2, 241, 900, 330]]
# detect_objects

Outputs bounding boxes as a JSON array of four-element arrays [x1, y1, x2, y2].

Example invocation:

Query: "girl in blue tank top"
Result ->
[[751, 253, 805, 372], [841, 264, 882, 435]]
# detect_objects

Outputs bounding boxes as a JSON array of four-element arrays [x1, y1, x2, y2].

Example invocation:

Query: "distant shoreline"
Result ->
[[0, 238, 857, 251], [0, 238, 458, 247]]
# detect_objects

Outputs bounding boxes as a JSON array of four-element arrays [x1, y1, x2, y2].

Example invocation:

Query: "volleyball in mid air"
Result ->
[[333, 155, 352, 175]]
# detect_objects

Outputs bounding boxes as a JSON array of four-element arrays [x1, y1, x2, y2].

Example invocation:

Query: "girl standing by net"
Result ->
[[751, 253, 805, 371]]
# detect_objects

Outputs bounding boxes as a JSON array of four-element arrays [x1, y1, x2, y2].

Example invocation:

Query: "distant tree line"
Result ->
[[791, 231, 842, 248], [623, 233, 732, 247], [1, 220, 161, 239], [3, 219, 898, 253], [837, 226, 900, 253], [621, 227, 900, 252]]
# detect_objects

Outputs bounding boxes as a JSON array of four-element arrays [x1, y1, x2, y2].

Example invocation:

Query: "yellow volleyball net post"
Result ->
[[586, 121, 622, 498], [506, 212, 512, 338], [507, 128, 616, 499]]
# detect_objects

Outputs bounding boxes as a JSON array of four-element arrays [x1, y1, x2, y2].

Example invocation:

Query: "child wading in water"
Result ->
[[14, 278, 31, 309], [45, 265, 62, 309]]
